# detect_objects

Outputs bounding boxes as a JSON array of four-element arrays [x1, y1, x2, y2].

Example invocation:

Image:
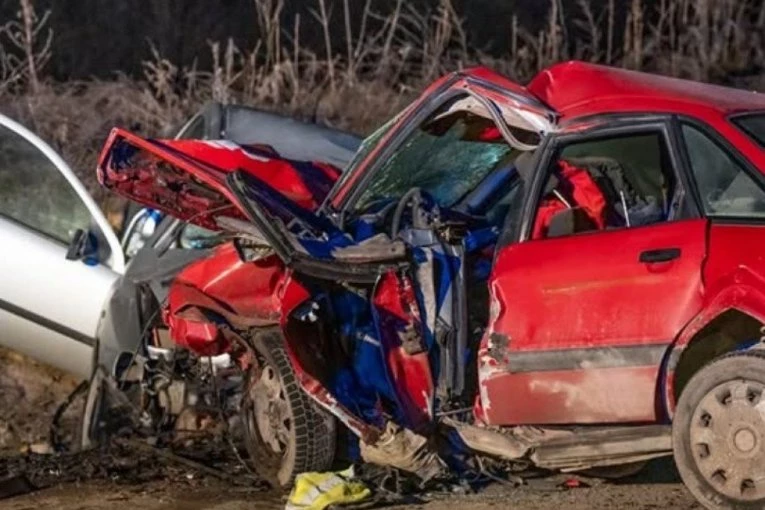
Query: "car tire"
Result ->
[[242, 330, 335, 488], [673, 351, 765, 510]]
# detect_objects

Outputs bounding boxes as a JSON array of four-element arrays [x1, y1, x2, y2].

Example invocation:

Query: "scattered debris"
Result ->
[[119, 437, 263, 487], [0, 474, 33, 499], [0, 429, 268, 501], [286, 466, 371, 510], [49, 380, 88, 452], [359, 423, 445, 482], [559, 478, 590, 490]]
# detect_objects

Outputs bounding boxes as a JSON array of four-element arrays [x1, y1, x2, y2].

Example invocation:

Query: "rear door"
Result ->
[[481, 118, 707, 425], [0, 115, 124, 377]]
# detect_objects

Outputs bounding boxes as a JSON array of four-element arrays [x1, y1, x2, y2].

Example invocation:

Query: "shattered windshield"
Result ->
[[353, 97, 516, 214], [329, 113, 403, 198], [733, 114, 765, 148]]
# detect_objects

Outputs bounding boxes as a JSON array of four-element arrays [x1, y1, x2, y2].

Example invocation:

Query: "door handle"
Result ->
[[639, 248, 681, 263]]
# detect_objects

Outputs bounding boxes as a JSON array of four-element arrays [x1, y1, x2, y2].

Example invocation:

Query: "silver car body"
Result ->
[[0, 114, 124, 377]]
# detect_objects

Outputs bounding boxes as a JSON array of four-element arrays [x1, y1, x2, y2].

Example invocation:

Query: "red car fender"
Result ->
[[174, 243, 286, 321], [165, 243, 290, 356], [165, 286, 231, 355], [663, 275, 765, 417]]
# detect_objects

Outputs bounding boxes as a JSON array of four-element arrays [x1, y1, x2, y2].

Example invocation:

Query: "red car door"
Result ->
[[479, 122, 708, 426]]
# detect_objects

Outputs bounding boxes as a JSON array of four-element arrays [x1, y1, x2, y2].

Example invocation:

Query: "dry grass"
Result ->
[[0, 0, 763, 204]]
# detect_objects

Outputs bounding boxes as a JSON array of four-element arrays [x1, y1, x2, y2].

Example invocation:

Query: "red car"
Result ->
[[98, 61, 765, 510]]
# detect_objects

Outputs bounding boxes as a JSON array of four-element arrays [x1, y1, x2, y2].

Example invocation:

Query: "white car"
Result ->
[[0, 105, 361, 378], [0, 113, 123, 377]]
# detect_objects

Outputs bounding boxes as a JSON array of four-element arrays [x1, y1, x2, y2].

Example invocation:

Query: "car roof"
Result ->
[[177, 103, 363, 169], [507, 61, 765, 120]]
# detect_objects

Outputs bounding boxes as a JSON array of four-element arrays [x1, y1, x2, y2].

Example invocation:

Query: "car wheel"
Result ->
[[242, 330, 335, 488], [673, 351, 765, 510]]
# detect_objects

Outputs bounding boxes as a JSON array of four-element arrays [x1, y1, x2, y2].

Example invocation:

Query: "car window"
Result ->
[[682, 123, 765, 218], [732, 114, 765, 148], [0, 123, 92, 243], [532, 131, 676, 239], [352, 95, 517, 214]]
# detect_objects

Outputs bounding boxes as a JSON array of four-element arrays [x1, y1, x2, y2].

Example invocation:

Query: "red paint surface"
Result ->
[[174, 243, 286, 321], [98, 129, 338, 230], [481, 366, 661, 424], [528, 61, 765, 118], [164, 244, 292, 355], [372, 271, 435, 432], [480, 219, 707, 425], [662, 223, 765, 414]]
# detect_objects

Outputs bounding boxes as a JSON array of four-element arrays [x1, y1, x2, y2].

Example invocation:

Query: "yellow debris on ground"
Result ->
[[285, 466, 372, 510]]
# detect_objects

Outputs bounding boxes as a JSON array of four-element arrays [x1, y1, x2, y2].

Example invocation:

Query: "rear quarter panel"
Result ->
[[704, 223, 765, 304], [663, 222, 765, 413]]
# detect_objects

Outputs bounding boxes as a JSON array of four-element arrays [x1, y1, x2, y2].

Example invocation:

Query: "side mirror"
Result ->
[[66, 229, 99, 265]]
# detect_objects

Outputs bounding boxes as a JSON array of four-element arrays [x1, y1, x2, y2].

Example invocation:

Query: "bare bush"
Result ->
[[0, 0, 51, 95]]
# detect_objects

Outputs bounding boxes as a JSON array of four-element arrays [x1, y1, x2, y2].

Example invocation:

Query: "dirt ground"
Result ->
[[0, 349, 701, 510], [1, 470, 700, 510], [0, 348, 82, 456]]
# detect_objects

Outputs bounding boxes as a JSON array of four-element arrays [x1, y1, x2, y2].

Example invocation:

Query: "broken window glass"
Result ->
[[328, 112, 403, 211], [352, 96, 517, 215], [733, 114, 765, 148], [0, 125, 91, 243], [682, 123, 765, 218]]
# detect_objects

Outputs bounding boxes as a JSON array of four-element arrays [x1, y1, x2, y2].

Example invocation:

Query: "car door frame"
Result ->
[[515, 113, 702, 243], [477, 113, 709, 425]]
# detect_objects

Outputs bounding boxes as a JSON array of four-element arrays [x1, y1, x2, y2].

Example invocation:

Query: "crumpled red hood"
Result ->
[[97, 128, 341, 230]]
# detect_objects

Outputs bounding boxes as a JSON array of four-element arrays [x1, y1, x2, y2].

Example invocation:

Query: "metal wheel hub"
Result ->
[[734, 428, 757, 453], [690, 379, 765, 500], [249, 364, 292, 456]]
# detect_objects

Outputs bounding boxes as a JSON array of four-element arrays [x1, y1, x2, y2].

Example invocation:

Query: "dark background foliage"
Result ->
[[1, 0, 608, 80]]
